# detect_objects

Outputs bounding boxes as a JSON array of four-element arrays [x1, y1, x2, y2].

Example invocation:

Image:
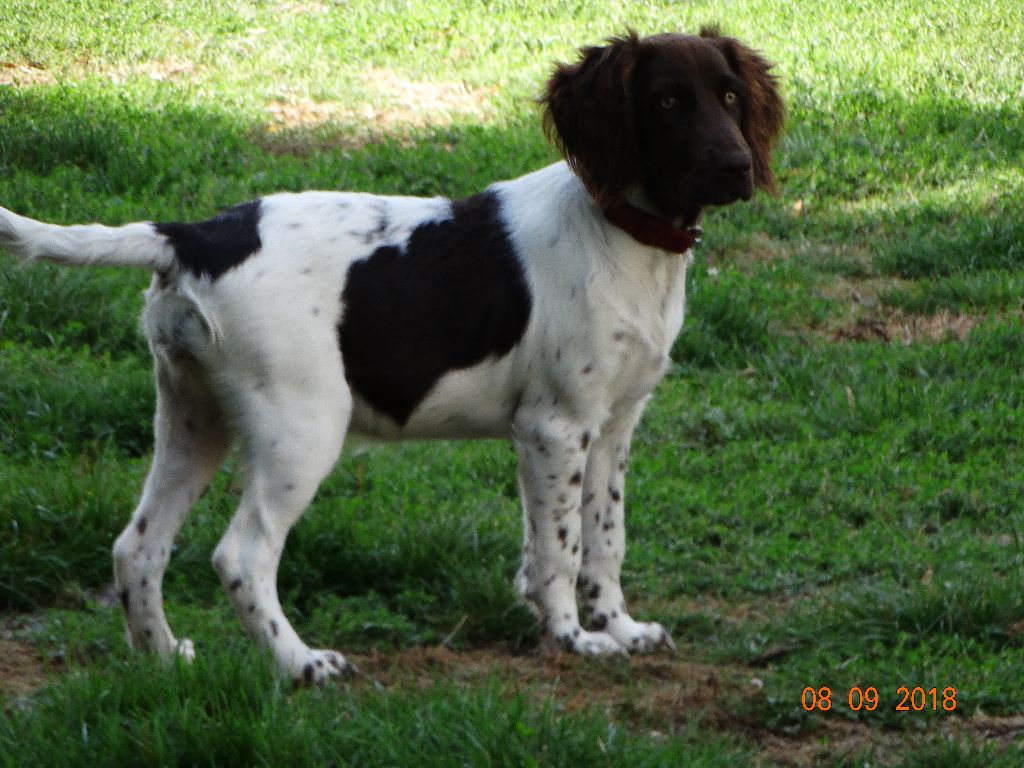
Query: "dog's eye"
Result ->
[[723, 90, 738, 106], [659, 95, 678, 110]]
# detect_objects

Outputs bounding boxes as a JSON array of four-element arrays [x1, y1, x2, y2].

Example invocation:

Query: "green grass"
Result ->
[[2, 0, 1024, 765]]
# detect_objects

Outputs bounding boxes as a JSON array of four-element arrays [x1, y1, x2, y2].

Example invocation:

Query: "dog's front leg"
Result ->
[[578, 401, 674, 653], [513, 414, 627, 656]]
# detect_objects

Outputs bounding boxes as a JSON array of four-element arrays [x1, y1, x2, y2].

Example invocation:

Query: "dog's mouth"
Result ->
[[697, 169, 754, 208], [645, 169, 754, 224]]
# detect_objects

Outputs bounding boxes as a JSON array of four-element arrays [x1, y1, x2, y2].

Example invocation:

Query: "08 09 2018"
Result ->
[[801, 686, 958, 713]]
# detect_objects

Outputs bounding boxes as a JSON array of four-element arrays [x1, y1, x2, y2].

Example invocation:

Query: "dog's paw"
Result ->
[[547, 628, 628, 657], [292, 649, 358, 686], [175, 638, 196, 663], [608, 619, 675, 654]]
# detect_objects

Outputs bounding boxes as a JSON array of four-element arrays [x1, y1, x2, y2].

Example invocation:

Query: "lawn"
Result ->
[[1, 0, 1023, 765]]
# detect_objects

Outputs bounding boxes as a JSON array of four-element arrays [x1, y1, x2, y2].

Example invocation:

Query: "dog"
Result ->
[[0, 27, 783, 684]]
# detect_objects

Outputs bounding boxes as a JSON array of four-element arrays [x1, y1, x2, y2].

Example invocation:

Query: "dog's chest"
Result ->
[[582, 254, 689, 404]]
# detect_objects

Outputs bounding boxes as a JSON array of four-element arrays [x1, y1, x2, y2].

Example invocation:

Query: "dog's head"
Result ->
[[541, 27, 784, 224]]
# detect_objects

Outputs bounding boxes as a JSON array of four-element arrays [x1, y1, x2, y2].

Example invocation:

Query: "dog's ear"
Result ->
[[701, 26, 785, 194], [541, 31, 641, 205]]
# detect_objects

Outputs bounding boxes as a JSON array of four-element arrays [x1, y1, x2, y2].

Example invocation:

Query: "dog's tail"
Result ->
[[0, 205, 175, 272]]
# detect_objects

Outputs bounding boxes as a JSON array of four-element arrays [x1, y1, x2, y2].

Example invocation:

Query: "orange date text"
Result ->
[[800, 686, 957, 712]]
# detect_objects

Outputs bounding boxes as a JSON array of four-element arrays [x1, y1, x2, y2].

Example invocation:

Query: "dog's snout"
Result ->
[[718, 150, 752, 175]]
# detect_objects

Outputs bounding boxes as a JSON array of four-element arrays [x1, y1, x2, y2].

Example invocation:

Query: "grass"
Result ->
[[2, 0, 1024, 765]]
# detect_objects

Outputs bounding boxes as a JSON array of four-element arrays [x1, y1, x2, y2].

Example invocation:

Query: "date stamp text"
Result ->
[[801, 686, 958, 713]]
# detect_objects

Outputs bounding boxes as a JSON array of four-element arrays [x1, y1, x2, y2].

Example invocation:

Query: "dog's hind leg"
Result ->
[[112, 355, 229, 661], [211, 372, 353, 685]]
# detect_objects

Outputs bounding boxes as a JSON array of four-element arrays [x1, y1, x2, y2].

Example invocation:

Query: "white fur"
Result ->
[[0, 161, 684, 682]]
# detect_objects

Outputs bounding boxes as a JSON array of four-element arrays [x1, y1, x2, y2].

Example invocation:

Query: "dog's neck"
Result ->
[[602, 200, 702, 254]]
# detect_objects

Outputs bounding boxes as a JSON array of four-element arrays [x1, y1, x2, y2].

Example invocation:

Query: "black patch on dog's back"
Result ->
[[339, 190, 532, 426], [155, 201, 262, 280]]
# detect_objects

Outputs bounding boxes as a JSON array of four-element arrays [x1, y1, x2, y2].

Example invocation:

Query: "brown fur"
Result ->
[[542, 31, 642, 206], [541, 28, 784, 209], [700, 26, 786, 194]]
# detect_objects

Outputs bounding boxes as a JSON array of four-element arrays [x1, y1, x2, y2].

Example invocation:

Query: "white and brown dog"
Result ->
[[0, 28, 783, 684]]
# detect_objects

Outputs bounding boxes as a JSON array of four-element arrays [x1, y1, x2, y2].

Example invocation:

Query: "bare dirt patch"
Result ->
[[760, 714, 1024, 766], [351, 644, 746, 732], [813, 271, 990, 345], [831, 308, 977, 344], [0, 62, 56, 87], [257, 68, 497, 153], [1, 57, 198, 87], [0, 640, 49, 700], [103, 57, 198, 83]]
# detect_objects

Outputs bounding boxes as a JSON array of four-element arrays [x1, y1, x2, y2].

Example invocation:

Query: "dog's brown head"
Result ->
[[541, 27, 784, 224]]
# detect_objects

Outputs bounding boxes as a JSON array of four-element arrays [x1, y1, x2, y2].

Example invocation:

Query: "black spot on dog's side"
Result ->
[[136, 517, 147, 535], [339, 191, 532, 426], [269, 620, 279, 638], [357, 204, 391, 245], [156, 200, 262, 280], [569, 471, 582, 485], [372, 210, 389, 241], [230, 578, 243, 592]]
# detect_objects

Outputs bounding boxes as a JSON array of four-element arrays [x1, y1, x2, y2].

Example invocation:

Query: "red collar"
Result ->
[[603, 201, 702, 253]]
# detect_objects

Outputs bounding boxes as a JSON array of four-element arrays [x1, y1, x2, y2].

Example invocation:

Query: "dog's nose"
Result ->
[[718, 150, 752, 175]]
